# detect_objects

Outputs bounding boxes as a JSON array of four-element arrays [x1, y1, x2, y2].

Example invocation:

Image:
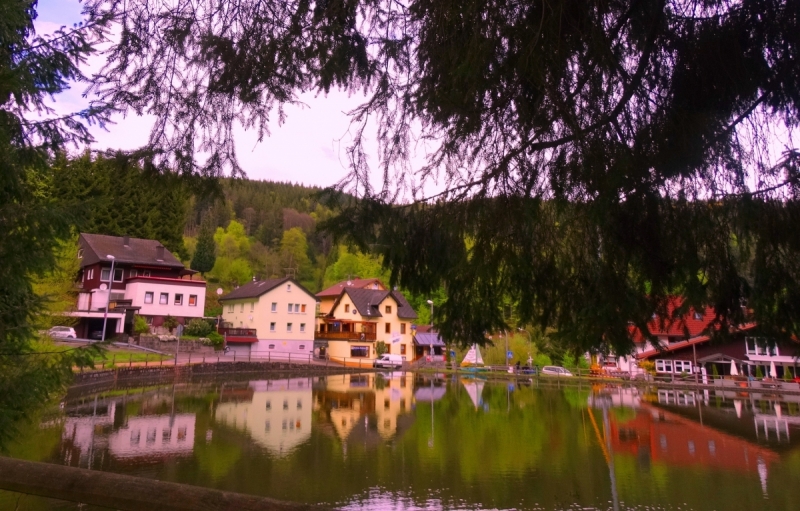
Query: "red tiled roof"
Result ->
[[316, 278, 386, 297], [635, 322, 758, 359], [629, 297, 717, 343]]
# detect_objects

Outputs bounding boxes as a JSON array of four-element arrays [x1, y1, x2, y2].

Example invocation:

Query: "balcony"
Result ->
[[219, 328, 257, 337], [315, 331, 376, 341]]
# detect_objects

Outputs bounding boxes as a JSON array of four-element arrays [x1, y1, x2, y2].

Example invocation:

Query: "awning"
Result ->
[[413, 332, 445, 347], [226, 335, 258, 344]]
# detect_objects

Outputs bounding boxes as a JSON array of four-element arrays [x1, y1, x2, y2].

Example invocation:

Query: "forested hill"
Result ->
[[51, 154, 401, 312]]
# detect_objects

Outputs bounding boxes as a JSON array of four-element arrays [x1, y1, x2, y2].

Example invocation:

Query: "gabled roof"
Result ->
[[636, 323, 758, 359], [220, 277, 315, 302], [79, 233, 184, 269], [630, 297, 717, 343], [328, 288, 418, 320], [316, 278, 386, 298]]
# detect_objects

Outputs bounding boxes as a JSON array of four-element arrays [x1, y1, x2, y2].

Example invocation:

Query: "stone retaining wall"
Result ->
[[131, 335, 216, 355]]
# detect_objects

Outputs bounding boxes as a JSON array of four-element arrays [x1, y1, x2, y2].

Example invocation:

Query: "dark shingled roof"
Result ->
[[79, 233, 184, 268], [220, 277, 315, 301], [413, 332, 445, 347], [330, 288, 418, 320]]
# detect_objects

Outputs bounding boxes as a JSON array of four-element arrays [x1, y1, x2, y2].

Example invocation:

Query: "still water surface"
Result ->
[[4, 373, 800, 510]]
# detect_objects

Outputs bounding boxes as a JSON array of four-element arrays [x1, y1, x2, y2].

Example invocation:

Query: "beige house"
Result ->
[[315, 281, 418, 366], [219, 277, 317, 359]]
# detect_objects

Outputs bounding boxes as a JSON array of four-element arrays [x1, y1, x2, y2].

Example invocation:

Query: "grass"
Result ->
[[91, 348, 172, 369]]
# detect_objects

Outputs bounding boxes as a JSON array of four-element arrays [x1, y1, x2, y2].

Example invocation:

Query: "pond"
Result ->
[[3, 373, 800, 510]]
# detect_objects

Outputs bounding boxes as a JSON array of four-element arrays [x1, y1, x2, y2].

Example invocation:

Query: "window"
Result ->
[[189, 295, 197, 306], [240, 303, 244, 312], [746, 336, 778, 356], [159, 293, 168, 305], [350, 346, 369, 357], [268, 344, 275, 349], [101, 268, 111, 281], [385, 323, 391, 334], [86, 268, 94, 280], [283, 400, 288, 410], [250, 302, 254, 312], [400, 323, 406, 334], [144, 292, 154, 304], [300, 323, 306, 332], [287, 323, 293, 332], [270, 322, 276, 332], [385, 305, 392, 314], [288, 303, 293, 313], [294, 304, 299, 313], [301, 304, 306, 313], [655, 359, 673, 373], [113, 268, 123, 282], [142, 270, 151, 277], [287, 284, 292, 292], [130, 269, 138, 278], [299, 344, 305, 350], [345, 304, 350, 313], [77, 248, 84, 258], [674, 360, 692, 373], [400, 344, 406, 355], [174, 294, 183, 305], [266, 400, 271, 410], [271, 302, 277, 312], [228, 304, 234, 313]]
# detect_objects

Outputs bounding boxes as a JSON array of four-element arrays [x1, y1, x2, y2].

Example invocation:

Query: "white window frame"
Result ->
[[240, 303, 244, 312], [287, 323, 292, 333], [271, 302, 277, 312], [300, 323, 306, 332], [301, 304, 306, 313], [130, 269, 138, 278], [189, 295, 197, 306], [87, 268, 94, 280], [288, 303, 293, 313], [142, 270, 151, 277], [287, 284, 292, 292], [144, 292, 154, 304], [250, 302, 254, 312], [100, 268, 111, 282], [227, 304, 234, 313], [270, 322, 276, 332], [294, 304, 299, 313], [159, 293, 168, 305], [113, 268, 123, 282], [174, 294, 183, 306]]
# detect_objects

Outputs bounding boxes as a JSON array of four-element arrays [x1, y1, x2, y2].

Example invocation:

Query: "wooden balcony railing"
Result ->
[[315, 331, 376, 341], [219, 328, 257, 337]]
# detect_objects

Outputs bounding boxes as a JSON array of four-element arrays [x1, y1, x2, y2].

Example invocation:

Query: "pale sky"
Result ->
[[35, 0, 424, 191]]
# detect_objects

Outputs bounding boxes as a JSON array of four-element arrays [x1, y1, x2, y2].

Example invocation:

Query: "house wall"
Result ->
[[221, 282, 316, 356], [124, 279, 206, 319]]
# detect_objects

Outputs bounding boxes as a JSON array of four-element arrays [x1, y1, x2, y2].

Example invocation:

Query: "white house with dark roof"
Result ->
[[70, 233, 206, 338], [315, 281, 418, 366], [218, 277, 317, 359]]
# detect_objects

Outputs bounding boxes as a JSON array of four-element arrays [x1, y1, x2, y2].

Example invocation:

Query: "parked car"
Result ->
[[373, 353, 404, 369], [89, 330, 104, 340], [47, 326, 76, 339], [541, 365, 573, 377]]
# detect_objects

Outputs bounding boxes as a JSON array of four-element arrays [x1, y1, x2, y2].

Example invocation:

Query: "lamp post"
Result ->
[[518, 327, 532, 367], [426, 300, 434, 358], [101, 255, 116, 342]]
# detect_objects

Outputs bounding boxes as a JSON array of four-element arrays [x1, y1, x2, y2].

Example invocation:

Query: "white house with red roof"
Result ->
[[69, 233, 206, 339]]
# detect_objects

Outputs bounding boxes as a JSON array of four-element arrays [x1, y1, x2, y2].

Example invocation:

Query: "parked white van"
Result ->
[[373, 353, 405, 369]]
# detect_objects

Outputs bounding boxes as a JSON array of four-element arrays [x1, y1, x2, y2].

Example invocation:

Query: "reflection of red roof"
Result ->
[[630, 297, 717, 343], [609, 403, 779, 473], [316, 278, 386, 297]]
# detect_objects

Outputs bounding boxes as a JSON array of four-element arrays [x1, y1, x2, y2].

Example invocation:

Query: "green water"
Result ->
[[3, 373, 800, 510]]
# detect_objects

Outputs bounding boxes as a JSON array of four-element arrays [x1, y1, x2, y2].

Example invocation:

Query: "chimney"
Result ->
[[155, 245, 165, 261], [123, 235, 130, 247]]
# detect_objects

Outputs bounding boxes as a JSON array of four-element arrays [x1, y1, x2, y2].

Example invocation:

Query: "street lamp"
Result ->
[[101, 255, 116, 342], [518, 327, 532, 367], [426, 300, 434, 358]]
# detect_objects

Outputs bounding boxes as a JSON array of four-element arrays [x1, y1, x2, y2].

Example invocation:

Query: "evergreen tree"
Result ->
[[191, 218, 217, 275]]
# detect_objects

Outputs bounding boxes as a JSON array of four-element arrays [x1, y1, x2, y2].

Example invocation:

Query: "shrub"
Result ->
[[375, 341, 388, 356], [534, 353, 552, 367], [163, 315, 179, 332], [133, 315, 150, 335], [207, 331, 224, 348], [184, 318, 213, 337]]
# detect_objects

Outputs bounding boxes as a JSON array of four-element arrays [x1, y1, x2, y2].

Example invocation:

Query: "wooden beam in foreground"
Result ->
[[0, 456, 331, 511]]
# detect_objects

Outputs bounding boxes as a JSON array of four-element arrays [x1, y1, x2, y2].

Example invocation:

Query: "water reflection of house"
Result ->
[[61, 402, 116, 466], [314, 373, 414, 443], [108, 414, 196, 461], [606, 403, 780, 474], [214, 378, 313, 456]]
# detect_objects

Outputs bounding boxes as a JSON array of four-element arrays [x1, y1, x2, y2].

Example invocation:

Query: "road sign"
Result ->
[[507, 350, 513, 359]]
